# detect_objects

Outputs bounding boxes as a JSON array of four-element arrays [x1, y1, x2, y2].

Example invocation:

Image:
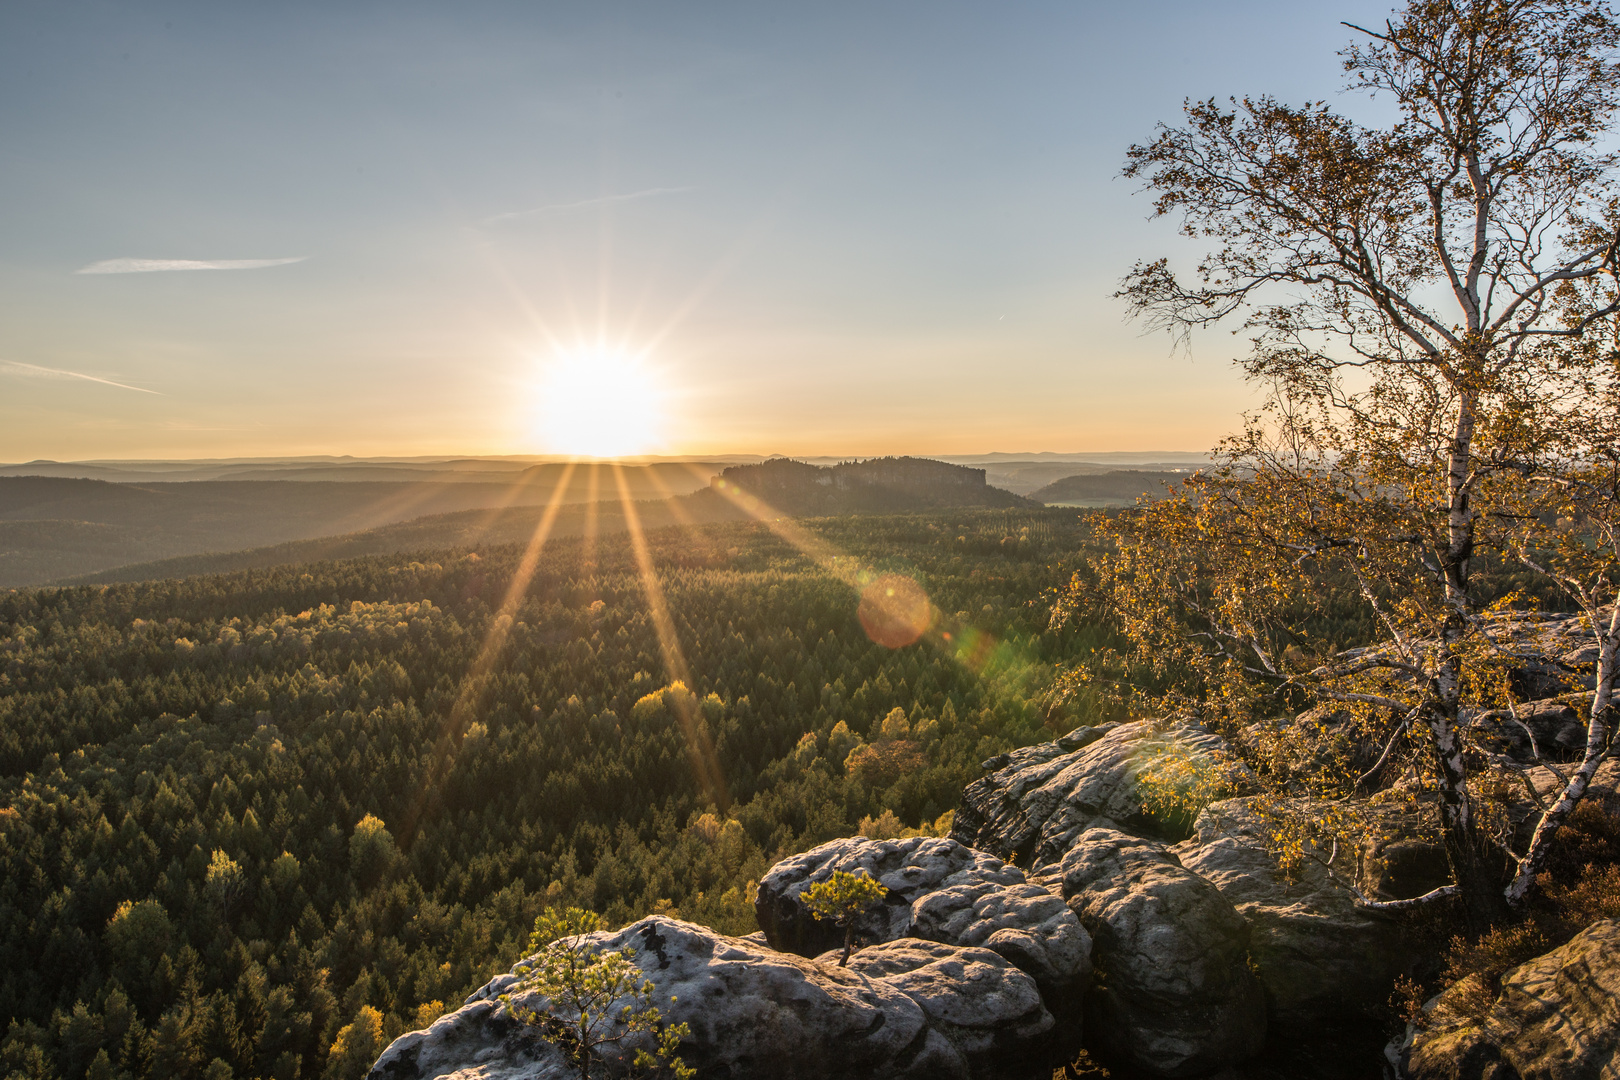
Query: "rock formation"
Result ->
[[1398, 919, 1620, 1080], [1056, 827, 1266, 1077], [1170, 798, 1413, 1028], [756, 835, 1091, 1006], [950, 720, 1238, 866], [369, 917, 1056, 1080]]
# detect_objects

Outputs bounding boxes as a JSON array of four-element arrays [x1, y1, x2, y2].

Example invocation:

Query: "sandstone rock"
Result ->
[[1058, 826, 1265, 1078], [1404, 919, 1620, 1080], [757, 835, 1016, 956], [1358, 834, 1449, 904], [370, 917, 970, 1080], [909, 875, 1091, 1002], [755, 835, 1091, 1003], [951, 720, 1239, 868], [831, 939, 1059, 1079], [368, 1001, 567, 1080], [1171, 798, 1409, 1027]]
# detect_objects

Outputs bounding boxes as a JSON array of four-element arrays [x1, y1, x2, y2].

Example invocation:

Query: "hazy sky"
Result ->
[[0, 0, 1396, 460]]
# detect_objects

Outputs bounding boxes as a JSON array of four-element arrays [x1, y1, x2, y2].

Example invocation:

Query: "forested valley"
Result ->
[[0, 508, 1112, 1080]]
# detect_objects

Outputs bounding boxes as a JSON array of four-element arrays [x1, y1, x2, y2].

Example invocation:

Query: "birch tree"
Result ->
[[1090, 0, 1620, 929]]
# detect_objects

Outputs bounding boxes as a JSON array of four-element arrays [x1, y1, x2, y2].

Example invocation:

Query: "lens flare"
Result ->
[[858, 574, 934, 648]]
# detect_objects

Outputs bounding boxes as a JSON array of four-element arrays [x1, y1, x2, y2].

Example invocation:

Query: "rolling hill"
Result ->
[[27, 457, 1034, 587], [0, 464, 723, 588], [1026, 470, 1190, 506]]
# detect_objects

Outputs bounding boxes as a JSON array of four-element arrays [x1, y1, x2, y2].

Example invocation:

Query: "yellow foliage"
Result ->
[[324, 1005, 384, 1080]]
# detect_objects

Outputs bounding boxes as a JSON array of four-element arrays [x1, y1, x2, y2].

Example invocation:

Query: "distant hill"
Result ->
[[0, 456, 739, 485], [0, 464, 719, 588], [52, 457, 1034, 586], [707, 457, 1031, 515], [975, 460, 1200, 495], [52, 500, 713, 585], [1028, 470, 1191, 506]]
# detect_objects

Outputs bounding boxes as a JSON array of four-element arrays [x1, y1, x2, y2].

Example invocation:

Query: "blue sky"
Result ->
[[0, 0, 1395, 460]]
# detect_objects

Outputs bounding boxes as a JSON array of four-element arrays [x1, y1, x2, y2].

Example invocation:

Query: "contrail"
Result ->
[[1, 360, 161, 394], [76, 257, 307, 274], [483, 187, 692, 224]]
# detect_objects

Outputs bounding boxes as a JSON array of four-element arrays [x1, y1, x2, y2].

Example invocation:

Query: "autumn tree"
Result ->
[[1083, 0, 1620, 929]]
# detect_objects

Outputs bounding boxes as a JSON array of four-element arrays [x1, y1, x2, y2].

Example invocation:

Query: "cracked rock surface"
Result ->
[[368, 917, 1059, 1080], [1402, 919, 1620, 1080], [756, 834, 1091, 1005], [1057, 826, 1266, 1078]]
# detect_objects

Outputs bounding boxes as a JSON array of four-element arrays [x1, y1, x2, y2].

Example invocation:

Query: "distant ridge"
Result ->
[[1028, 470, 1189, 506], [47, 457, 1040, 587], [705, 456, 1031, 515]]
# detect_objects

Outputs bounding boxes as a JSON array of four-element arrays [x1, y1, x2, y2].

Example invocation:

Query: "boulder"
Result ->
[[1403, 919, 1620, 1080], [370, 917, 970, 1080], [908, 876, 1091, 1003], [1057, 826, 1266, 1078], [951, 720, 1239, 868], [755, 835, 1091, 1004], [757, 835, 1018, 956], [1171, 798, 1411, 1027], [367, 1001, 566, 1080], [832, 939, 1059, 1078]]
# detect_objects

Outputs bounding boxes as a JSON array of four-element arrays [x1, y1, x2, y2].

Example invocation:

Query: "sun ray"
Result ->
[[396, 460, 581, 846], [684, 462, 1052, 705], [637, 464, 724, 564], [456, 463, 566, 540], [612, 462, 729, 809], [580, 463, 601, 591]]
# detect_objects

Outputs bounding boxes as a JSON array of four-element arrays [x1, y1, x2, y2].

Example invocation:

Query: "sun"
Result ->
[[533, 346, 668, 457]]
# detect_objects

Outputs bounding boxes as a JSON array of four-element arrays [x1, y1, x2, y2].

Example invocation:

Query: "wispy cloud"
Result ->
[[483, 187, 692, 225], [1, 360, 161, 395], [76, 257, 308, 275]]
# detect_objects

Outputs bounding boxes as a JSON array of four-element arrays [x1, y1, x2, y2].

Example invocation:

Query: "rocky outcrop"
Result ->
[[1171, 798, 1412, 1027], [373, 917, 979, 1080], [757, 835, 1018, 955], [755, 835, 1091, 1003], [951, 720, 1239, 867], [833, 939, 1058, 1078], [1402, 919, 1620, 1080], [368, 1001, 565, 1080], [1056, 826, 1266, 1078]]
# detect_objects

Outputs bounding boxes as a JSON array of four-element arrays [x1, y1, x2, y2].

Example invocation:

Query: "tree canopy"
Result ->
[[1082, 0, 1620, 930]]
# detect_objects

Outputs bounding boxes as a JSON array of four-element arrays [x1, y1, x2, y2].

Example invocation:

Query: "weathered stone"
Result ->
[[1171, 798, 1409, 1028], [1404, 919, 1620, 1080], [951, 720, 1241, 867], [367, 1001, 566, 1080], [369, 917, 969, 1080], [909, 876, 1091, 1002], [830, 939, 1059, 1079], [757, 835, 1016, 956], [755, 835, 1091, 1005], [1059, 826, 1265, 1078], [1358, 834, 1450, 904]]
